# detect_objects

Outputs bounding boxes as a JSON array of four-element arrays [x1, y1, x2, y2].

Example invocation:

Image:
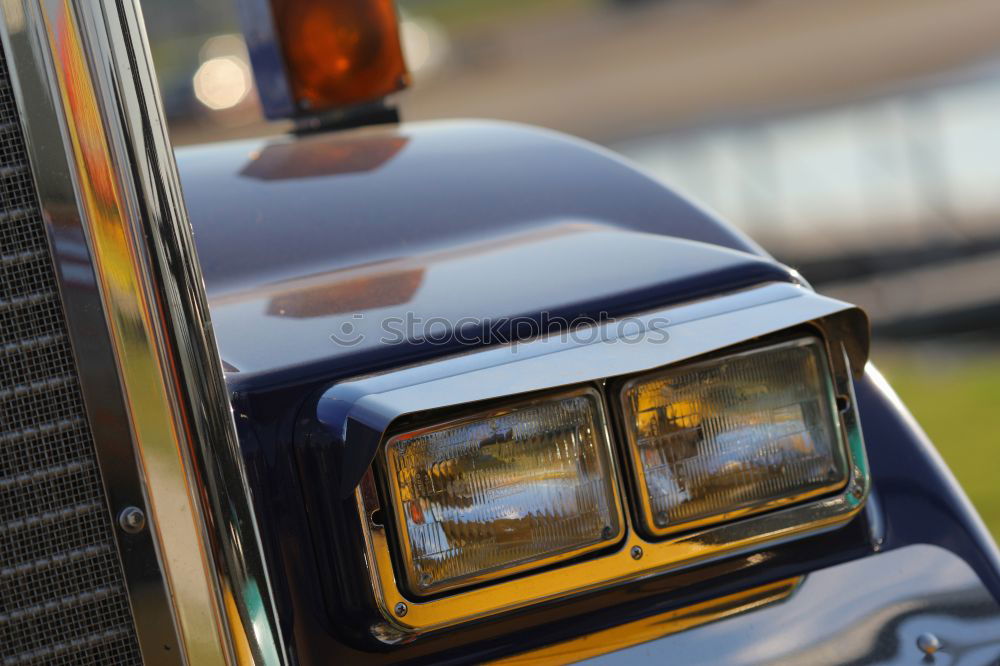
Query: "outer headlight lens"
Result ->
[[383, 388, 623, 596], [621, 337, 848, 537]]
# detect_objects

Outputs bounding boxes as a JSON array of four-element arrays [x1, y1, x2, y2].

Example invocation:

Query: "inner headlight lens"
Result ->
[[383, 389, 623, 596], [621, 336, 848, 537]]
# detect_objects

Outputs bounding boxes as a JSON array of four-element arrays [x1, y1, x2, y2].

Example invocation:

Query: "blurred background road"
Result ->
[[142, 0, 1000, 538]]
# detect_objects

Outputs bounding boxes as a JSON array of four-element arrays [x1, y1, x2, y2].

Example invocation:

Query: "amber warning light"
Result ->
[[238, 0, 409, 122]]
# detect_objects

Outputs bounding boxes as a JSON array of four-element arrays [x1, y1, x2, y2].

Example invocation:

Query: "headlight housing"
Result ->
[[620, 336, 848, 537], [306, 285, 870, 638], [382, 387, 624, 596]]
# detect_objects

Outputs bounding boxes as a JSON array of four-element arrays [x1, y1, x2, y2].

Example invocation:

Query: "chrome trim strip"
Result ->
[[330, 282, 871, 635], [0, 3, 179, 661], [0, 1, 285, 663]]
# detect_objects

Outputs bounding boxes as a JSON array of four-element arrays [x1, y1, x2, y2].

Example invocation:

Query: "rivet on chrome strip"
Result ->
[[631, 546, 643, 560], [394, 602, 408, 617], [917, 633, 942, 656], [118, 506, 146, 534]]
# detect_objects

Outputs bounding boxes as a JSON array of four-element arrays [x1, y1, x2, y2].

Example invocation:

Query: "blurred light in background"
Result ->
[[193, 33, 252, 111], [194, 55, 251, 110]]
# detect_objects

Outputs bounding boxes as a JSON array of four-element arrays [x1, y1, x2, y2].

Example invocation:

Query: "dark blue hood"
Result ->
[[176, 120, 795, 388]]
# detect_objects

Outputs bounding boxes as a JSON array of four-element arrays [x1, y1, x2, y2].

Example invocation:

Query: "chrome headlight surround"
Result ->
[[309, 282, 870, 639]]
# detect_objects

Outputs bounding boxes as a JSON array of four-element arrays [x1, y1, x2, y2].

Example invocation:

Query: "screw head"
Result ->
[[916, 632, 942, 656], [630, 545, 643, 560], [118, 506, 146, 534], [601, 526, 614, 540], [394, 602, 408, 617]]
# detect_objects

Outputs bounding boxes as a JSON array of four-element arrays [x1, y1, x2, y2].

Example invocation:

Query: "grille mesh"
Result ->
[[0, 45, 143, 665]]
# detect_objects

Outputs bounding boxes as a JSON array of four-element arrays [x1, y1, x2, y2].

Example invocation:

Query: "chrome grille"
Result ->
[[0, 47, 142, 664]]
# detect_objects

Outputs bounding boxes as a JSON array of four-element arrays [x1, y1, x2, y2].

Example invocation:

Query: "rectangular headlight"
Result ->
[[382, 388, 623, 596], [621, 336, 848, 537]]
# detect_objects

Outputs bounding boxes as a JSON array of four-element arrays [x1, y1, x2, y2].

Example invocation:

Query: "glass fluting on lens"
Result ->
[[384, 390, 621, 595], [622, 337, 847, 536]]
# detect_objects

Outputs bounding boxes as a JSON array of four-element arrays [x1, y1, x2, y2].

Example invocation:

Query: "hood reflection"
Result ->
[[239, 134, 408, 181], [265, 268, 423, 318]]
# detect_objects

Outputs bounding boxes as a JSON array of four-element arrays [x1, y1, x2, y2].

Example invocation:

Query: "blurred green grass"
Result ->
[[399, 0, 594, 30], [875, 346, 1000, 543]]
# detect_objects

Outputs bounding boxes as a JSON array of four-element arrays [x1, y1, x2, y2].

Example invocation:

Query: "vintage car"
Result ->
[[1, 0, 999, 664]]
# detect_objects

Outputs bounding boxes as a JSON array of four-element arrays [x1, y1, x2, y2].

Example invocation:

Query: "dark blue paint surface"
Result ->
[[178, 120, 780, 389], [179, 120, 764, 297], [176, 120, 1000, 663], [855, 370, 1000, 598]]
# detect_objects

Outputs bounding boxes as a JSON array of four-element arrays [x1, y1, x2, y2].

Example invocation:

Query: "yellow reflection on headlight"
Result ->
[[621, 337, 848, 537], [383, 388, 623, 596]]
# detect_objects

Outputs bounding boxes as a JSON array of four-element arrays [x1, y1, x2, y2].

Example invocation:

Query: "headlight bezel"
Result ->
[[329, 284, 871, 638]]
